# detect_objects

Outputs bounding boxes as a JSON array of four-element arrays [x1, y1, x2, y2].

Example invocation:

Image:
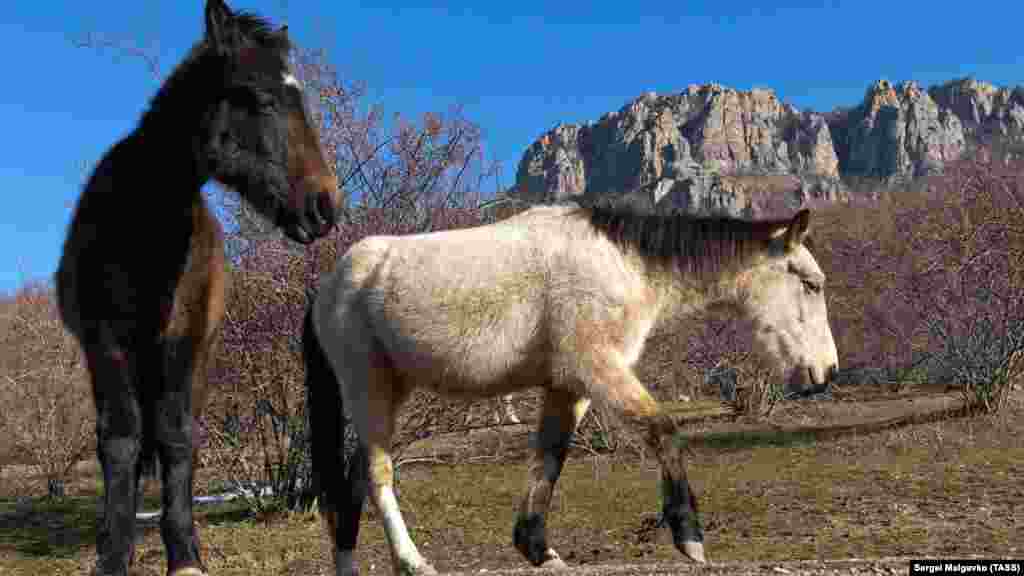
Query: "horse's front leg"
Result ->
[[513, 388, 589, 569], [154, 339, 205, 576], [89, 343, 144, 576], [588, 355, 706, 563]]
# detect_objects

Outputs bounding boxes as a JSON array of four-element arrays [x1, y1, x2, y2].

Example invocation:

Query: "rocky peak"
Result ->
[[515, 84, 843, 217], [928, 78, 1024, 141], [514, 77, 1023, 217], [864, 79, 902, 111], [828, 79, 965, 180]]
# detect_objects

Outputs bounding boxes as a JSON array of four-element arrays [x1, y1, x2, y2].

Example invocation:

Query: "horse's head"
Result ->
[[733, 209, 838, 396], [200, 0, 340, 244]]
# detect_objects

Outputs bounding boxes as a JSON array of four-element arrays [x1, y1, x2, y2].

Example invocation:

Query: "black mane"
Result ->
[[139, 11, 289, 132], [230, 11, 291, 51], [578, 195, 792, 278]]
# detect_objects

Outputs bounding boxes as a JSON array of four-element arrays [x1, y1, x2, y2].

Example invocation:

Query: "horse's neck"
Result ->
[[641, 261, 740, 323], [78, 128, 205, 279], [117, 128, 205, 215]]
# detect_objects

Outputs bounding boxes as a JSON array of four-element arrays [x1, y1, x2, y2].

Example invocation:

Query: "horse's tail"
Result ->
[[303, 292, 368, 559]]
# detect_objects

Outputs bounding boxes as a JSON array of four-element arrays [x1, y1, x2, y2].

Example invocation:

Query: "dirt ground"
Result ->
[[1, 383, 1021, 575]]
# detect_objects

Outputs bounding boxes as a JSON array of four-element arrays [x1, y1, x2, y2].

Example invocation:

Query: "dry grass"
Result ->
[[2, 386, 1021, 575]]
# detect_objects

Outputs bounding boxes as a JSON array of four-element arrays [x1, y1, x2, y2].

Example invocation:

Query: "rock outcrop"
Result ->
[[828, 80, 965, 179], [928, 78, 1024, 143], [514, 78, 1024, 216], [514, 84, 844, 217]]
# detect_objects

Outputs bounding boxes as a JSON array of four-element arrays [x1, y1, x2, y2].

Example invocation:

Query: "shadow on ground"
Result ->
[[0, 495, 166, 559], [0, 496, 101, 558]]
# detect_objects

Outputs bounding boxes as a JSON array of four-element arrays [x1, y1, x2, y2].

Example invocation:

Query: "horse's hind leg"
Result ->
[[305, 301, 367, 576], [584, 353, 706, 563], [347, 350, 435, 576], [87, 338, 144, 576], [152, 337, 205, 575], [513, 388, 589, 568]]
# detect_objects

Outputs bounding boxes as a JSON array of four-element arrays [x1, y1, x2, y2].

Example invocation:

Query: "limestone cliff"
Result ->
[[514, 78, 1023, 216], [515, 84, 843, 216]]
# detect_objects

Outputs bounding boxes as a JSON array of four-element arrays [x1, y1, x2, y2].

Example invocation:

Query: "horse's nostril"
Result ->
[[315, 193, 334, 226]]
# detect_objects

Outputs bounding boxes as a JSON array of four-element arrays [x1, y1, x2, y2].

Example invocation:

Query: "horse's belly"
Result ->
[[388, 313, 547, 397], [416, 362, 545, 399]]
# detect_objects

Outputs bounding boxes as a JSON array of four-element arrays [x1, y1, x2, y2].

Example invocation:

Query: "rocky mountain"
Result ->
[[929, 78, 1024, 143], [513, 78, 1024, 216], [827, 80, 966, 180]]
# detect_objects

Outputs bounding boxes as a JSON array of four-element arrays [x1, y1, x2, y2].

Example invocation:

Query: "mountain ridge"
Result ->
[[513, 77, 1024, 216]]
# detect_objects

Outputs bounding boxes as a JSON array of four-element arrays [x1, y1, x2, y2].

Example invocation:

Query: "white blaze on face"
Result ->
[[282, 71, 301, 88]]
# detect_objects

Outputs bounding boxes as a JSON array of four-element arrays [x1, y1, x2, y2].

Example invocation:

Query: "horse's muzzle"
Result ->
[[283, 180, 341, 244], [789, 364, 836, 398], [805, 364, 838, 396]]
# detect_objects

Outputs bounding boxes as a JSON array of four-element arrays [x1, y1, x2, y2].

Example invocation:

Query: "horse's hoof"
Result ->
[[397, 562, 438, 576], [539, 558, 570, 570], [336, 561, 360, 576], [336, 550, 359, 576], [538, 549, 569, 570], [681, 540, 707, 564]]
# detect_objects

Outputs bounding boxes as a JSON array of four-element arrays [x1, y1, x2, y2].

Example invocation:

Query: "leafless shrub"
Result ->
[[689, 310, 786, 418], [811, 149, 1024, 411], [0, 283, 94, 498], [903, 154, 1024, 412], [572, 405, 648, 459], [928, 317, 1023, 412], [812, 191, 930, 380], [710, 356, 784, 418]]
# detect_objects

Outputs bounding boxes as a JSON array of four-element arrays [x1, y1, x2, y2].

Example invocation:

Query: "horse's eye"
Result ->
[[253, 91, 276, 112], [233, 86, 275, 112], [801, 279, 822, 294]]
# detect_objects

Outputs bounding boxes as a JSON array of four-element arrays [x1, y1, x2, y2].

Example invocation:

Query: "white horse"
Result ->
[[304, 201, 839, 575]]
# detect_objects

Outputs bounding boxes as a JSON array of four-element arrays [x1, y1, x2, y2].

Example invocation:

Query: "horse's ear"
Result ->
[[205, 0, 235, 53], [784, 208, 811, 249], [276, 25, 291, 46]]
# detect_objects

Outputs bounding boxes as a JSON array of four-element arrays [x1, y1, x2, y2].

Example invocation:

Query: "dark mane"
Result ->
[[139, 11, 289, 131], [579, 197, 792, 278], [231, 11, 291, 51]]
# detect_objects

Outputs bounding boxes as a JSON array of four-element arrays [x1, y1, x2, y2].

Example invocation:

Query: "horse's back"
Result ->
[[55, 136, 130, 343], [316, 205, 641, 394]]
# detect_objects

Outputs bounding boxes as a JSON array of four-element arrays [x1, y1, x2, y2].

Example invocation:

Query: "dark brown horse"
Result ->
[[56, 2, 339, 575]]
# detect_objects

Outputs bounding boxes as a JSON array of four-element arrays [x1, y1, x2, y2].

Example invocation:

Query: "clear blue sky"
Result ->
[[2, 1, 1021, 294]]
